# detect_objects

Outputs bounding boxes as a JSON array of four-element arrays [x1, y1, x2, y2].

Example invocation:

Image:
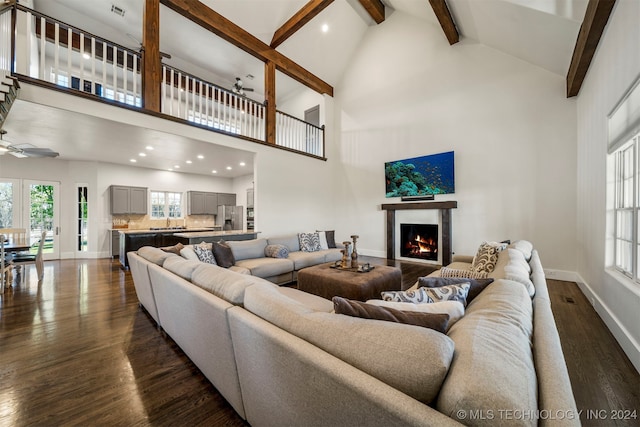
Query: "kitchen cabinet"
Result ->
[[110, 185, 148, 215], [217, 192, 236, 207], [111, 230, 120, 257], [246, 188, 254, 208], [187, 191, 218, 215]]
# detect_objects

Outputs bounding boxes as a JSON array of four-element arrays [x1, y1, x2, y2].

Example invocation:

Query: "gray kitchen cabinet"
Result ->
[[247, 188, 254, 208], [111, 230, 120, 257], [187, 191, 218, 215], [217, 192, 236, 207], [110, 185, 148, 214]]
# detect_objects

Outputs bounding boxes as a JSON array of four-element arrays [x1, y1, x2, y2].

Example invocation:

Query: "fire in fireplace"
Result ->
[[400, 224, 438, 261]]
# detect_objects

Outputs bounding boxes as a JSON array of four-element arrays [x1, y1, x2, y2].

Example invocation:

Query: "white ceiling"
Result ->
[[4, 0, 588, 176]]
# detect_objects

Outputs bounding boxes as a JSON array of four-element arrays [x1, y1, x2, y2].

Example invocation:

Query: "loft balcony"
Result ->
[[0, 2, 327, 159]]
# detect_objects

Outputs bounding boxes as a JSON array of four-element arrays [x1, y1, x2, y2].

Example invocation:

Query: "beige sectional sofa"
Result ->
[[127, 239, 579, 427]]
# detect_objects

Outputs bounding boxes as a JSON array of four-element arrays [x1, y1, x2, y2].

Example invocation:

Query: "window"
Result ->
[[613, 134, 640, 280], [77, 185, 88, 252], [150, 191, 182, 219]]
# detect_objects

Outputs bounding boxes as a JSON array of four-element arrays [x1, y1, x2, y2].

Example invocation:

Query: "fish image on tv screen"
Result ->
[[385, 151, 455, 198]]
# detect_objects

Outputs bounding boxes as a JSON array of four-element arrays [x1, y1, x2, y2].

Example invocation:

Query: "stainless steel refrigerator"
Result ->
[[217, 205, 244, 230]]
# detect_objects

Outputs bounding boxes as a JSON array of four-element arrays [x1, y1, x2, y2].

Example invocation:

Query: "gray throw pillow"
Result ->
[[212, 240, 235, 268], [264, 244, 289, 258], [418, 276, 494, 303]]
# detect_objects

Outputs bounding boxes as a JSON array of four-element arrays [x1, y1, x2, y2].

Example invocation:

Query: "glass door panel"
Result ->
[[23, 180, 60, 260]]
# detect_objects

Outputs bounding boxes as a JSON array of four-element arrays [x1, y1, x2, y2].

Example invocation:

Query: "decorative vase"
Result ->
[[350, 235, 359, 268], [341, 242, 351, 268]]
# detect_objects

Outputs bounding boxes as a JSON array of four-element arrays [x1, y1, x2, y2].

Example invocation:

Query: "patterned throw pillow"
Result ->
[[470, 241, 507, 273], [264, 244, 289, 258], [423, 282, 471, 306], [193, 242, 216, 265], [440, 266, 489, 279], [381, 287, 434, 304], [299, 232, 322, 252]]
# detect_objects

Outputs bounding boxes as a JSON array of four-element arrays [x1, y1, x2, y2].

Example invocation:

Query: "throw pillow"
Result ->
[[179, 246, 199, 261], [193, 243, 216, 265], [366, 300, 465, 329], [471, 241, 507, 273], [381, 287, 433, 304], [440, 266, 490, 280], [333, 297, 449, 334], [161, 242, 184, 255], [212, 240, 235, 268], [264, 244, 289, 259], [325, 230, 337, 248], [423, 282, 471, 306], [316, 231, 329, 250], [299, 232, 322, 252], [417, 276, 494, 304]]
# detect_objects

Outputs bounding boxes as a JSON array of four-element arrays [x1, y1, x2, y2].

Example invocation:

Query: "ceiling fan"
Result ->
[[0, 130, 59, 158], [232, 77, 254, 96], [125, 33, 172, 60]]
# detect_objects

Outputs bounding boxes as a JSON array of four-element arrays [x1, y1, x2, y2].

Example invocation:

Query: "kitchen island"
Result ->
[[172, 230, 259, 245]]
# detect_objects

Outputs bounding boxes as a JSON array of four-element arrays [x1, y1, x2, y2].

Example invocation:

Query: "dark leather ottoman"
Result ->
[[297, 262, 402, 301]]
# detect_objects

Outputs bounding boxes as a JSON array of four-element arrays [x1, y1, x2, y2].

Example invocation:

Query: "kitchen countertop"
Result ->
[[116, 227, 220, 234], [173, 230, 259, 238]]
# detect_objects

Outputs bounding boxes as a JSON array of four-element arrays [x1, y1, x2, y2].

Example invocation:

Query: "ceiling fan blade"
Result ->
[[19, 147, 60, 158]]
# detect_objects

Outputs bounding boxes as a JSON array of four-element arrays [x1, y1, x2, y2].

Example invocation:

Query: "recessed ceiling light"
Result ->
[[82, 52, 91, 60], [212, 170, 217, 174], [226, 166, 232, 170], [174, 165, 180, 169], [186, 160, 192, 164], [239, 162, 246, 166], [321, 23, 329, 33], [197, 154, 204, 159], [130, 159, 137, 163], [145, 146, 154, 150], [138, 152, 146, 157], [168, 168, 173, 171]]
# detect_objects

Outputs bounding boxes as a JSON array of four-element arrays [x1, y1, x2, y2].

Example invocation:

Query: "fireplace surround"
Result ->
[[381, 201, 457, 266]]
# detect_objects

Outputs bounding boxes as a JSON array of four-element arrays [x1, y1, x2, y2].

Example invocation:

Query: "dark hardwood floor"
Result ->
[[0, 258, 638, 426]]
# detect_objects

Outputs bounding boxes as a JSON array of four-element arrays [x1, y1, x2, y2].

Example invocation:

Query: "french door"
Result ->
[[22, 180, 60, 260]]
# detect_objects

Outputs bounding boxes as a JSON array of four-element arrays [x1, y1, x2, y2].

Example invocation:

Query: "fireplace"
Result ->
[[400, 224, 438, 261]]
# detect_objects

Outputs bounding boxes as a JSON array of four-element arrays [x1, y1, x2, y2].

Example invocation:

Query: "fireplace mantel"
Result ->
[[381, 201, 457, 265]]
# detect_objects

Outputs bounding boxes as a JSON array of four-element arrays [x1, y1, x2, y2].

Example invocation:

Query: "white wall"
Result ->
[[332, 11, 577, 272], [576, 0, 640, 372]]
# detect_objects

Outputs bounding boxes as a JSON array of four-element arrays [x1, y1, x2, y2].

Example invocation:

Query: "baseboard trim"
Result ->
[[543, 268, 578, 282], [575, 273, 640, 374]]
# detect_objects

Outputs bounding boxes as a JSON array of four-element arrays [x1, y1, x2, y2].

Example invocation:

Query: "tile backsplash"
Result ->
[[112, 214, 216, 230]]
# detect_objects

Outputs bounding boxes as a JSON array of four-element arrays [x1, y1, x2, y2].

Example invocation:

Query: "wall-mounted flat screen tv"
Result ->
[[385, 151, 455, 198]]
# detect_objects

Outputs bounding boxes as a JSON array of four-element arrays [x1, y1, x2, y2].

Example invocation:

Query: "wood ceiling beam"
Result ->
[[270, 0, 334, 48], [566, 0, 616, 98], [357, 0, 385, 24], [160, 0, 333, 96], [428, 0, 459, 45]]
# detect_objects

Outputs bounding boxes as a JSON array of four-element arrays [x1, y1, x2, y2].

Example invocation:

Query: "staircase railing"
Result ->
[[5, 4, 325, 158]]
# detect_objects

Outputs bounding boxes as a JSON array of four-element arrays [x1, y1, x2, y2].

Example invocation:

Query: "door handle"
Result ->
[[56, 226, 59, 235]]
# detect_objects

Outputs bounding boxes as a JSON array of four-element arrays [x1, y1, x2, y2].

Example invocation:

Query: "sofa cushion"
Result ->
[[437, 279, 537, 425], [333, 297, 450, 333], [267, 234, 300, 252], [491, 248, 535, 297], [278, 286, 334, 312], [509, 239, 534, 261], [190, 263, 275, 305], [321, 248, 343, 263], [244, 284, 455, 404], [298, 232, 322, 252], [137, 246, 176, 265], [180, 245, 199, 261], [227, 238, 268, 261], [212, 241, 235, 268], [163, 256, 202, 281], [264, 244, 289, 259], [287, 250, 327, 270], [234, 257, 294, 278], [365, 300, 465, 329]]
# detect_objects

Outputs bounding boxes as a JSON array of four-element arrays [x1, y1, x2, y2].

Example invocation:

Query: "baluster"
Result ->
[[222, 91, 227, 130], [102, 41, 107, 96], [91, 38, 96, 94], [112, 46, 117, 99], [177, 71, 182, 118], [204, 83, 209, 125], [68, 26, 72, 85], [79, 32, 85, 92], [169, 67, 174, 116], [198, 81, 203, 122], [123, 49, 128, 104], [53, 22, 59, 84], [161, 65, 166, 114], [132, 50, 137, 104], [39, 16, 45, 80]]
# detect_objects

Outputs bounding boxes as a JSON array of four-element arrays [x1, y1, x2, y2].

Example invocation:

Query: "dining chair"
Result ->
[[0, 228, 29, 256], [1, 234, 13, 289], [11, 230, 46, 282]]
